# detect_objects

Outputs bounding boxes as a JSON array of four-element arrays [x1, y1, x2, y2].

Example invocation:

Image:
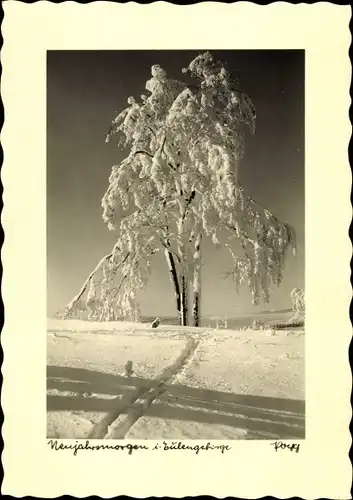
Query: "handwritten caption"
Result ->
[[47, 439, 232, 457], [270, 441, 300, 453]]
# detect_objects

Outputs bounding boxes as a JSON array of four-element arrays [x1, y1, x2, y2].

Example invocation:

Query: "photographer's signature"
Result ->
[[270, 441, 300, 453]]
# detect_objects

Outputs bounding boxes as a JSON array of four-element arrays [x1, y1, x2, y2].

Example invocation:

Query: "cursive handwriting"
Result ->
[[47, 439, 149, 456], [152, 441, 231, 454], [270, 440, 300, 453], [47, 439, 231, 456]]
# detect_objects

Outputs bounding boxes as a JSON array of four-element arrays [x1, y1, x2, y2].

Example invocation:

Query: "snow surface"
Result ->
[[47, 318, 304, 440]]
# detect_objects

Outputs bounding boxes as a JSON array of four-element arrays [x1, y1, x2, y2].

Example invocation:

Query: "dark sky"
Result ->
[[47, 50, 304, 318]]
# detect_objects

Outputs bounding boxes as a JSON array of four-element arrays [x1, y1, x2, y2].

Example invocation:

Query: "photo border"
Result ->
[[1, 3, 351, 498]]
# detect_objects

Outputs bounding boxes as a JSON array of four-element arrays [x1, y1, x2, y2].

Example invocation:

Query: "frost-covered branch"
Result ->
[[79, 50, 297, 323], [64, 247, 129, 318]]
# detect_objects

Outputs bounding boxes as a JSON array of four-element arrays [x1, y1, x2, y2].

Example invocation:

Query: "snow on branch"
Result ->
[[67, 51, 298, 323]]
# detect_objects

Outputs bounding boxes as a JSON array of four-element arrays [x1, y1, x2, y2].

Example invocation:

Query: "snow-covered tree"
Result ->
[[64, 51, 296, 325], [291, 287, 305, 317], [64, 205, 160, 321]]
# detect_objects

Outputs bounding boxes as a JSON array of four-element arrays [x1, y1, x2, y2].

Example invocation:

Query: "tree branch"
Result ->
[[64, 247, 129, 315], [148, 126, 157, 137], [134, 148, 176, 172], [181, 190, 196, 222], [110, 247, 159, 301], [134, 150, 154, 159], [158, 235, 181, 264]]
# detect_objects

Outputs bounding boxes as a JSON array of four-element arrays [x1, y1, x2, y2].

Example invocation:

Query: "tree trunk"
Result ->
[[192, 233, 202, 327], [181, 274, 189, 326], [164, 249, 182, 325]]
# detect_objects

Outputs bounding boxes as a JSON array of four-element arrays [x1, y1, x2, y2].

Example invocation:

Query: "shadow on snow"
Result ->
[[47, 365, 305, 440]]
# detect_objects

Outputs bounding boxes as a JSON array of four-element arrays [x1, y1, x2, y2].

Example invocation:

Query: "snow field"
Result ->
[[47, 319, 304, 440]]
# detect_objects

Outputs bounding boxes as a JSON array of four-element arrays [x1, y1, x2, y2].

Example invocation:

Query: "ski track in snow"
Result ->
[[47, 319, 304, 440], [91, 336, 201, 439]]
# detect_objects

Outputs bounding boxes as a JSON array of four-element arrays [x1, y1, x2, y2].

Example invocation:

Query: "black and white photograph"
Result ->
[[2, 3, 351, 498], [47, 49, 305, 440]]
